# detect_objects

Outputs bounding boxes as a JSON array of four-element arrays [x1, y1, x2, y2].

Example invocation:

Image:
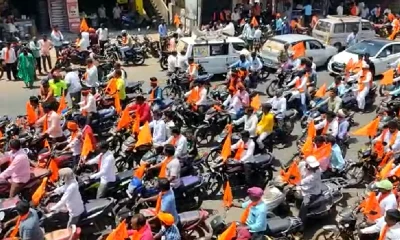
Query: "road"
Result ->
[[0, 50, 374, 239]]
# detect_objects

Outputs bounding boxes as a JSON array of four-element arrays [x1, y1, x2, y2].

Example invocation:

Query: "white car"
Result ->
[[260, 34, 338, 70], [328, 39, 400, 76]]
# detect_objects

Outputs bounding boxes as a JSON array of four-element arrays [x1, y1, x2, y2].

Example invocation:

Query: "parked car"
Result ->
[[328, 39, 400, 76], [259, 34, 338, 72]]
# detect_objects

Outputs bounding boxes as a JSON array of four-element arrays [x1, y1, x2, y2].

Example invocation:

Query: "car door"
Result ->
[[374, 45, 395, 74], [359, 22, 375, 41], [208, 43, 229, 74], [304, 40, 325, 67], [192, 44, 212, 73]]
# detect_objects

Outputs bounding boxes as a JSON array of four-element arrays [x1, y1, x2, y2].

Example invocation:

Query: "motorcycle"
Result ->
[[204, 154, 275, 199], [159, 51, 170, 70], [341, 79, 377, 112], [265, 66, 294, 97]]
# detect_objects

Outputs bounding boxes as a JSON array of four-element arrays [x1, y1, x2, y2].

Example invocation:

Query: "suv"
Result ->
[[312, 15, 375, 51]]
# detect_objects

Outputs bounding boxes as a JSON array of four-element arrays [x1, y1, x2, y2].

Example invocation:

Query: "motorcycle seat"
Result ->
[[126, 81, 142, 89], [32, 167, 51, 179], [179, 210, 207, 226], [251, 154, 273, 165], [180, 175, 202, 189], [84, 198, 113, 216], [284, 110, 296, 118], [267, 217, 291, 234], [98, 108, 116, 119], [116, 170, 133, 181], [44, 227, 81, 240]]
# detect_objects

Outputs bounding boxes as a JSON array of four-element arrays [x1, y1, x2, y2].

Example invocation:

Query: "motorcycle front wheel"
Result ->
[[194, 124, 214, 145], [162, 85, 182, 99], [160, 56, 168, 70], [266, 79, 279, 97], [311, 228, 345, 240], [345, 164, 365, 187], [134, 52, 145, 65]]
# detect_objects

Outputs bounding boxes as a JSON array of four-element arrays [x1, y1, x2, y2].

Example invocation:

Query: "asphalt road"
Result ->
[[0, 49, 376, 239]]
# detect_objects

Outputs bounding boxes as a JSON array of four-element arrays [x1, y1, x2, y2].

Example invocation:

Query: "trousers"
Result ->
[[357, 87, 369, 110]]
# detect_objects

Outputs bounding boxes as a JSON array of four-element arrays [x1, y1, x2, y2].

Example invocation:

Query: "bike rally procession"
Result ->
[[4, 0, 400, 239]]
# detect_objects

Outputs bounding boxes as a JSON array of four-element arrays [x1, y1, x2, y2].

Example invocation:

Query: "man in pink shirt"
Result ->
[[128, 213, 153, 240], [38, 35, 53, 72], [0, 139, 31, 197], [36, 102, 66, 145]]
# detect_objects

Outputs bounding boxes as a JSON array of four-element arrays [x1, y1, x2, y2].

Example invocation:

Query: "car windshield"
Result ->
[[262, 39, 287, 52], [346, 41, 386, 57], [314, 21, 331, 32]]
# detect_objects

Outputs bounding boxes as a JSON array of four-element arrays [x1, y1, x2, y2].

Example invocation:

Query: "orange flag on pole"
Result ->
[[117, 107, 131, 131], [250, 16, 259, 27], [314, 83, 327, 98], [301, 136, 314, 157], [307, 120, 316, 139], [380, 69, 394, 86], [57, 94, 67, 114], [106, 220, 128, 240], [292, 41, 305, 59], [31, 177, 47, 206], [48, 159, 59, 182], [378, 159, 395, 180], [221, 124, 233, 162], [114, 93, 122, 114], [135, 121, 152, 147], [280, 161, 301, 185], [134, 164, 147, 179], [80, 18, 89, 32], [360, 192, 382, 222], [81, 132, 94, 158], [132, 112, 140, 135], [218, 222, 237, 240], [351, 117, 380, 137], [250, 94, 261, 111], [222, 181, 233, 207]]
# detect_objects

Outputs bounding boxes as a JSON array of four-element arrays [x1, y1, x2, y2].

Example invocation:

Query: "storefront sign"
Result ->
[[66, 0, 80, 32]]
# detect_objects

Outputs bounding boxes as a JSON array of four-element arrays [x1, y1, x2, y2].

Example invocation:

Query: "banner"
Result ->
[[66, 0, 80, 32]]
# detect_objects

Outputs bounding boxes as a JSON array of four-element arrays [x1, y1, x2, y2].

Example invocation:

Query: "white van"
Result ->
[[175, 35, 246, 75], [312, 15, 375, 50]]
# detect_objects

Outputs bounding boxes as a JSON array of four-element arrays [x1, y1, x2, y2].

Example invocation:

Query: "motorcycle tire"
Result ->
[[311, 228, 339, 240], [379, 85, 388, 97], [204, 148, 222, 169], [266, 79, 279, 97], [194, 124, 214, 145], [283, 120, 295, 136], [181, 224, 209, 240], [160, 57, 168, 70], [345, 164, 365, 187], [134, 52, 145, 65], [204, 172, 223, 199], [162, 85, 182, 99]]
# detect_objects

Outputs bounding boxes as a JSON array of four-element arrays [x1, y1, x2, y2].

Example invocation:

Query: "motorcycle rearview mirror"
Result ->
[[0, 211, 5, 221]]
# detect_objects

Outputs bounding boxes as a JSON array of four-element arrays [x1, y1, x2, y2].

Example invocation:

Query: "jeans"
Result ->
[[300, 92, 307, 115], [41, 55, 52, 72], [120, 46, 130, 60]]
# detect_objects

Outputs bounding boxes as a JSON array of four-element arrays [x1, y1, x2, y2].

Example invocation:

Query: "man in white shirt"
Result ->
[[78, 32, 90, 52], [84, 142, 116, 198], [360, 209, 400, 239], [346, 28, 359, 47], [336, 2, 344, 15], [167, 51, 178, 75], [298, 156, 323, 224], [287, 66, 310, 115], [149, 111, 167, 146], [96, 24, 108, 55], [373, 121, 400, 154], [374, 180, 398, 217], [1, 42, 18, 81], [176, 24, 184, 38], [50, 25, 64, 58], [79, 88, 97, 126], [184, 81, 208, 109], [149, 144, 181, 188], [176, 50, 188, 71], [231, 131, 256, 186], [233, 107, 258, 137], [163, 127, 188, 158], [223, 88, 244, 118], [164, 111, 175, 138], [50, 168, 85, 227], [112, 3, 122, 26], [356, 62, 372, 111], [106, 62, 127, 84], [62, 121, 82, 166], [231, 9, 241, 23], [315, 111, 339, 138], [36, 102, 65, 144], [268, 90, 287, 118], [84, 58, 99, 89], [64, 67, 82, 108], [98, 5, 107, 24]]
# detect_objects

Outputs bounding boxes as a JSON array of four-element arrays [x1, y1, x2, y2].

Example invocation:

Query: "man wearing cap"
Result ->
[[148, 77, 164, 111], [3, 200, 44, 240], [50, 168, 85, 227], [298, 156, 323, 224], [360, 209, 400, 239], [155, 212, 181, 240], [375, 179, 398, 216], [231, 187, 267, 238], [79, 87, 97, 126], [355, 62, 372, 112]]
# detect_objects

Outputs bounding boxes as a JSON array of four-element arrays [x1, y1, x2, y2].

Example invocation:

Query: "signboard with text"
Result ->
[[66, 0, 80, 32]]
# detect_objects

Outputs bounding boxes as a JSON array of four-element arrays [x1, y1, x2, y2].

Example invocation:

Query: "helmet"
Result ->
[[121, 30, 127, 34]]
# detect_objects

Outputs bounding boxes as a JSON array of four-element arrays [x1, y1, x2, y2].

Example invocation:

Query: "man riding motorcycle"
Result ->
[[325, 135, 345, 177], [256, 103, 274, 151], [373, 120, 400, 155], [248, 52, 262, 88], [36, 101, 66, 145], [231, 131, 256, 186], [315, 111, 339, 138], [355, 62, 373, 112], [286, 64, 311, 115], [233, 107, 258, 137], [120, 30, 134, 64], [337, 109, 350, 143], [313, 88, 342, 114], [374, 180, 398, 217], [328, 76, 347, 97], [360, 209, 400, 239], [148, 77, 164, 111], [297, 155, 323, 225], [223, 87, 244, 119], [149, 110, 168, 147], [163, 127, 188, 159], [268, 89, 287, 118]]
